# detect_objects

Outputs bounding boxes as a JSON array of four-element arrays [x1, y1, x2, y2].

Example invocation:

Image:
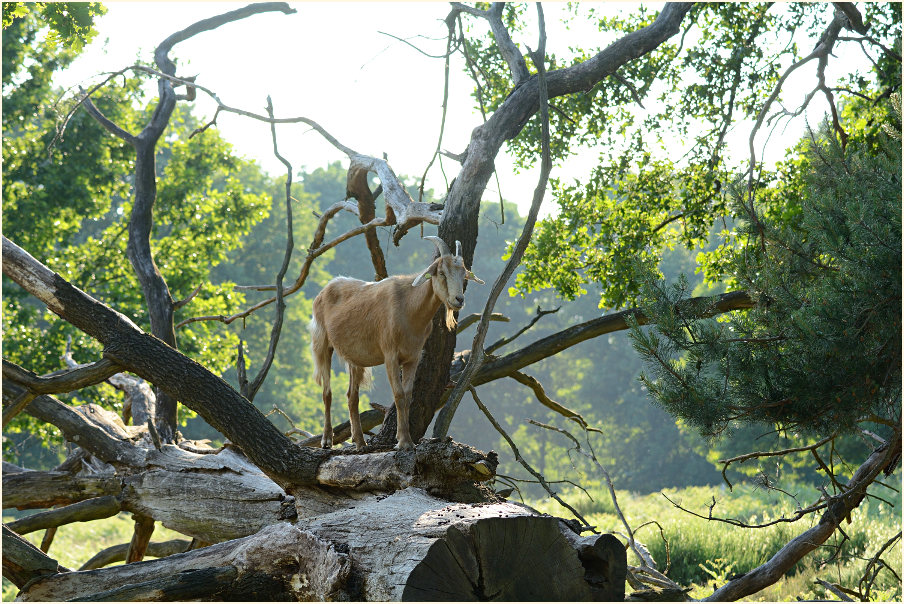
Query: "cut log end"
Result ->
[[402, 516, 591, 601]]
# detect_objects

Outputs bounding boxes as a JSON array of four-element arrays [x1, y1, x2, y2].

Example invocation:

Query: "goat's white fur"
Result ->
[[309, 237, 483, 450]]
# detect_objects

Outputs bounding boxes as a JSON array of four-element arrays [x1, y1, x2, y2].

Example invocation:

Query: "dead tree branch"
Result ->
[[239, 96, 294, 402], [468, 387, 592, 531], [450, 2, 530, 86], [486, 305, 560, 354], [434, 4, 552, 439], [718, 434, 836, 489], [703, 431, 902, 601], [2, 525, 69, 589], [2, 235, 328, 491], [79, 539, 192, 571], [6, 496, 122, 535], [510, 371, 599, 432]]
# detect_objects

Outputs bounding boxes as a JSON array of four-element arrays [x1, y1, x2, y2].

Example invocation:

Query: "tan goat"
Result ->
[[309, 237, 484, 450]]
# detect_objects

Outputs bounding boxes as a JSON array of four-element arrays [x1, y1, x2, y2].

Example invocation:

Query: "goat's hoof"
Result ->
[[321, 438, 332, 449], [395, 441, 415, 451]]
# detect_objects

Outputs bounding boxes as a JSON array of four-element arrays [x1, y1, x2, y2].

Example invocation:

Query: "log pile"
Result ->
[[2, 399, 627, 601]]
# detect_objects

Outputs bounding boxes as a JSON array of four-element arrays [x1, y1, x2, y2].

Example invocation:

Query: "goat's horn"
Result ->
[[455, 240, 462, 258], [423, 236, 451, 257]]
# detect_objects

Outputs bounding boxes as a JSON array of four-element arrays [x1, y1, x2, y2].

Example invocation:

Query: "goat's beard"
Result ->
[[444, 304, 457, 331]]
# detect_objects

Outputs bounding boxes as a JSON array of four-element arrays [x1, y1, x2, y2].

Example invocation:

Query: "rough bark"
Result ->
[[469, 290, 754, 386], [2, 525, 69, 589], [5, 496, 122, 536], [2, 469, 122, 510], [346, 163, 388, 280], [15, 522, 348, 602]]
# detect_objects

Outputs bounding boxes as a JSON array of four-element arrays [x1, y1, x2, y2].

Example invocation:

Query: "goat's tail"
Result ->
[[308, 316, 331, 387]]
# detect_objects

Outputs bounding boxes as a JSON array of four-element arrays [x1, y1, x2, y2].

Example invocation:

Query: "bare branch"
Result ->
[[6, 496, 122, 535], [452, 2, 529, 85], [80, 539, 192, 571], [456, 311, 509, 333], [486, 305, 560, 354], [2, 525, 69, 589], [471, 290, 753, 387], [703, 431, 902, 601], [77, 89, 138, 145], [717, 434, 836, 489], [2, 357, 121, 396], [172, 284, 203, 311], [467, 387, 592, 530], [243, 96, 294, 402], [125, 515, 155, 564], [512, 371, 600, 432], [434, 4, 552, 438], [748, 7, 847, 189], [418, 18, 455, 203]]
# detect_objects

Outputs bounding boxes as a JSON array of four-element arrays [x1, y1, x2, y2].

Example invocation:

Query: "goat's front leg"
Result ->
[[386, 358, 415, 450], [347, 364, 367, 450], [396, 359, 419, 450]]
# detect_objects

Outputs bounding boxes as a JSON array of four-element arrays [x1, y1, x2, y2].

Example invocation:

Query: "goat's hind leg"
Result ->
[[346, 364, 367, 450], [312, 337, 334, 448]]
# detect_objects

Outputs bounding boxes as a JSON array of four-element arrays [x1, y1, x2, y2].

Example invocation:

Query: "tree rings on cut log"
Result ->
[[403, 515, 591, 601]]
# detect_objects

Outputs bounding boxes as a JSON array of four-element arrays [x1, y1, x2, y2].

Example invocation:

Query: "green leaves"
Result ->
[[630, 106, 901, 440], [2, 3, 106, 52]]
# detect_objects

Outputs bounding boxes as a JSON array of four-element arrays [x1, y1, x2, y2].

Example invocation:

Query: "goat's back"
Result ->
[[312, 275, 428, 368]]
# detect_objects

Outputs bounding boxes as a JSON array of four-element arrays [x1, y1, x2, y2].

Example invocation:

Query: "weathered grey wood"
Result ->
[[2, 470, 121, 510], [125, 515, 155, 563], [18, 522, 348, 602], [559, 522, 629, 601], [304, 487, 591, 601], [314, 438, 497, 500], [121, 469, 290, 543], [80, 539, 192, 570], [78, 566, 239, 601], [6, 496, 122, 535], [2, 525, 69, 589]]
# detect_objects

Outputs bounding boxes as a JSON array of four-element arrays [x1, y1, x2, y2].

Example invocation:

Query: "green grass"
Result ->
[[2, 512, 184, 601], [529, 480, 902, 601]]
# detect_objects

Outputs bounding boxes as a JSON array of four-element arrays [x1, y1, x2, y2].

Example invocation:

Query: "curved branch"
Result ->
[[510, 371, 599, 432], [2, 235, 328, 491], [2, 358, 121, 396], [6, 496, 122, 536], [434, 3, 553, 438], [703, 432, 902, 601], [79, 539, 192, 571]]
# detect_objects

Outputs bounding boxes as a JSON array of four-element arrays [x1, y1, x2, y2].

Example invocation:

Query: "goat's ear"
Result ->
[[412, 259, 439, 287], [466, 269, 485, 285]]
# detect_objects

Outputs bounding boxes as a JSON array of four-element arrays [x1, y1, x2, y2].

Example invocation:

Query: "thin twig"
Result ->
[[468, 386, 593, 530]]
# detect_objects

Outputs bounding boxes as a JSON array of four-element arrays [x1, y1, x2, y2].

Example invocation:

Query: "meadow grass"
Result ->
[[529, 479, 902, 602]]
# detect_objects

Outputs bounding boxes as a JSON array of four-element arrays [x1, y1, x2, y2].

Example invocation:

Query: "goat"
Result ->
[[309, 236, 484, 450]]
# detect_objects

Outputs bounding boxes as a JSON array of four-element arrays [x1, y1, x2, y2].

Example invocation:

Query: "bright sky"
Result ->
[[54, 2, 873, 215]]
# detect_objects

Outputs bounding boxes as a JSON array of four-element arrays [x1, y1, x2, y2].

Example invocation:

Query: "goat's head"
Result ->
[[412, 236, 484, 329]]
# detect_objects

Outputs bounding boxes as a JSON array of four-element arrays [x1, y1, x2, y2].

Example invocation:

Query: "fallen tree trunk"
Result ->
[[11, 487, 627, 602]]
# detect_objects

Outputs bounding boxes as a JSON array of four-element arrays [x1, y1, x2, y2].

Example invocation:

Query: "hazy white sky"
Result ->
[[54, 2, 871, 215]]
